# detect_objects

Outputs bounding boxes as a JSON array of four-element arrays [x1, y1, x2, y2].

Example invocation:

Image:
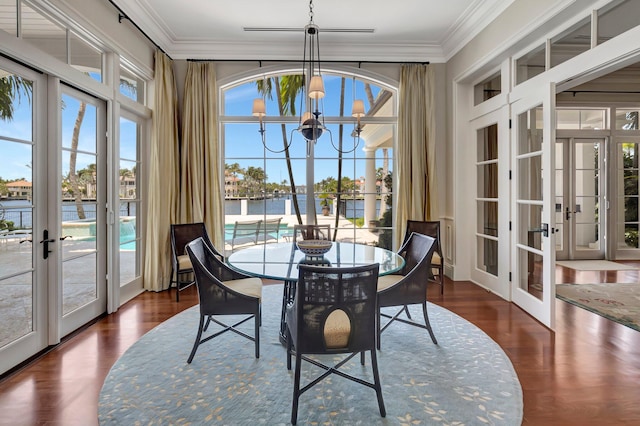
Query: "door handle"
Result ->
[[565, 207, 571, 221], [39, 229, 55, 260], [541, 223, 549, 237]]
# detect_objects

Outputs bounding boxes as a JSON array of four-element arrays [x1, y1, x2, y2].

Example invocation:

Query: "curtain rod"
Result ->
[[106, 0, 171, 58], [187, 59, 429, 66]]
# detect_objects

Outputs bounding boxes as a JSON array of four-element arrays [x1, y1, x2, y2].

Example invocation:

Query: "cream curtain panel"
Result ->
[[180, 62, 224, 249], [143, 51, 180, 291], [396, 64, 438, 248]]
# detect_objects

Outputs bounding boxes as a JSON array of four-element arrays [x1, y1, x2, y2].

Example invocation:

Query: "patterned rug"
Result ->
[[99, 284, 523, 425], [557, 283, 640, 331]]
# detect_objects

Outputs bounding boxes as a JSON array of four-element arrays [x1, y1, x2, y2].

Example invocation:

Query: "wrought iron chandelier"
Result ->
[[253, 0, 364, 154]]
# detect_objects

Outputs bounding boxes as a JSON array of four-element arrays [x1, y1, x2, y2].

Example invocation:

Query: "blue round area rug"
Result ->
[[99, 284, 523, 425]]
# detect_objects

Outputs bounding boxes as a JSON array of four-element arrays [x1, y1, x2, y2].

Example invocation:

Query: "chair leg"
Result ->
[[254, 310, 260, 359], [187, 315, 205, 363], [376, 307, 381, 350], [286, 328, 293, 370], [370, 348, 386, 417], [360, 351, 365, 365], [176, 272, 181, 302], [403, 305, 412, 319], [422, 302, 438, 344], [291, 352, 302, 425]]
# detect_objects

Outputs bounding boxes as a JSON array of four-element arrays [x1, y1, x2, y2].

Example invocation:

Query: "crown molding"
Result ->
[[441, 0, 516, 61], [112, 0, 176, 53]]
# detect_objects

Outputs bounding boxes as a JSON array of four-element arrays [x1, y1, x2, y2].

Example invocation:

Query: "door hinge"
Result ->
[[509, 170, 512, 180], [509, 272, 512, 282], [509, 221, 512, 231], [509, 119, 512, 129]]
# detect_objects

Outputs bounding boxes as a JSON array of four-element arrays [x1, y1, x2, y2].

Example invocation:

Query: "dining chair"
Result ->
[[377, 232, 438, 348], [403, 220, 444, 294], [292, 224, 331, 241], [185, 237, 262, 363], [284, 263, 385, 425], [170, 222, 223, 302]]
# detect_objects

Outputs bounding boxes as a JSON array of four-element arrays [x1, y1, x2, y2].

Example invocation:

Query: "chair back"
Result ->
[[186, 237, 256, 316], [403, 220, 441, 256], [290, 263, 379, 354], [293, 224, 331, 242], [171, 222, 221, 259], [379, 233, 436, 307]]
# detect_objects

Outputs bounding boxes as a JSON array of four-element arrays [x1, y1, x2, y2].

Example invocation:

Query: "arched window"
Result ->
[[221, 69, 396, 248]]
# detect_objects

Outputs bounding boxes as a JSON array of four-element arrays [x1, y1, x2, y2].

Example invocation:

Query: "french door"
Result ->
[[555, 137, 606, 260], [56, 86, 107, 337], [511, 85, 556, 329], [0, 62, 106, 375], [0, 59, 48, 374]]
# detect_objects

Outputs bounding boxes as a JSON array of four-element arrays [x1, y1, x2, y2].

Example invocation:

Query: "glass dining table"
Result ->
[[227, 241, 405, 343]]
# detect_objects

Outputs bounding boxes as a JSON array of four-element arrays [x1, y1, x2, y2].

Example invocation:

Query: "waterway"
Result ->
[[1, 194, 383, 229]]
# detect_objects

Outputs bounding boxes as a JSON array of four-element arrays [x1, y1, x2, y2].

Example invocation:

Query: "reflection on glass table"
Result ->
[[227, 242, 405, 343]]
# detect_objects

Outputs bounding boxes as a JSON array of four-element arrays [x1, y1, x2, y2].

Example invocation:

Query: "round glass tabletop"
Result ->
[[227, 241, 404, 282]]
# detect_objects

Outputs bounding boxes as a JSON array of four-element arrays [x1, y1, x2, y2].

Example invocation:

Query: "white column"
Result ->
[[240, 199, 248, 216], [364, 147, 377, 226], [284, 198, 291, 216]]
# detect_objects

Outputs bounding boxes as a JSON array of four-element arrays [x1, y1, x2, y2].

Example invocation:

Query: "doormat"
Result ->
[[556, 260, 639, 271]]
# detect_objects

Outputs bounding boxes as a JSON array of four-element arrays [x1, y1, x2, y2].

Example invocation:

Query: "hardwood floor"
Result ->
[[1, 267, 639, 425]]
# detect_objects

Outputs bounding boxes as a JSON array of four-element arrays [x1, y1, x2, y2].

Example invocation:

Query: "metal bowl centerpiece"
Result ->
[[296, 239, 332, 257]]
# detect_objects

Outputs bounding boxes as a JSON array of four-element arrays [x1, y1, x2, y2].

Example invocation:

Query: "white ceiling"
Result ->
[[112, 0, 516, 62]]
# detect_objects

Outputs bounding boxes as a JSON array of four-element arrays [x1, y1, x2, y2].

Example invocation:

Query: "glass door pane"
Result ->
[[118, 115, 141, 286], [59, 88, 106, 335], [572, 139, 604, 257], [512, 86, 556, 330], [0, 61, 47, 375], [0, 80, 35, 347]]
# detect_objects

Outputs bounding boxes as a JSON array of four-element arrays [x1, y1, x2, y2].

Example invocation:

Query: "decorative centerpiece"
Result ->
[[296, 239, 332, 257]]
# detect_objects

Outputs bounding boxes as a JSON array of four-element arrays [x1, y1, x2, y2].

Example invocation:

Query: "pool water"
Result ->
[[120, 238, 136, 251], [117, 222, 291, 252]]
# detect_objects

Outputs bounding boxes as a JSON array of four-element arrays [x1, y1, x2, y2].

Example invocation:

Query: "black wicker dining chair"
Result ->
[[292, 224, 331, 241], [284, 263, 385, 425], [402, 220, 444, 294], [185, 237, 262, 363], [377, 232, 438, 348], [170, 222, 223, 302]]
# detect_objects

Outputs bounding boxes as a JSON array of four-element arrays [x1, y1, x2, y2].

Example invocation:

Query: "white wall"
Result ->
[[442, 0, 609, 281]]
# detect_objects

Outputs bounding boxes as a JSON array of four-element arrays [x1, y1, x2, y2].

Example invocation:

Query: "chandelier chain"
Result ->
[[308, 0, 314, 24]]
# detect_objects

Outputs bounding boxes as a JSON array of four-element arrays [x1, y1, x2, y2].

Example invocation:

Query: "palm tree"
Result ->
[[68, 101, 87, 218], [256, 75, 304, 224], [0, 74, 32, 121], [244, 166, 267, 197]]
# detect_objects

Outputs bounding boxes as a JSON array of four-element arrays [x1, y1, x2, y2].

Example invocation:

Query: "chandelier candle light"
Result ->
[[252, 0, 365, 155]]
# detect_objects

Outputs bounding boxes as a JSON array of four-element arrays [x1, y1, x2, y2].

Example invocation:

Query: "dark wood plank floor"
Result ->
[[1, 266, 639, 425]]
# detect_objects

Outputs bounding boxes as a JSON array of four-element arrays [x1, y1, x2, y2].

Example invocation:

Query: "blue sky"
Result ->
[[1, 73, 392, 186], [223, 74, 393, 186]]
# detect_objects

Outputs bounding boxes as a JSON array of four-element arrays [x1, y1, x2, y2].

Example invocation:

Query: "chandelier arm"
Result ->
[[260, 124, 294, 154], [328, 128, 360, 154]]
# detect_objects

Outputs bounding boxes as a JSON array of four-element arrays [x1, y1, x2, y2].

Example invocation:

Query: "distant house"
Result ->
[[119, 175, 136, 199], [6, 180, 32, 200], [224, 171, 241, 197]]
